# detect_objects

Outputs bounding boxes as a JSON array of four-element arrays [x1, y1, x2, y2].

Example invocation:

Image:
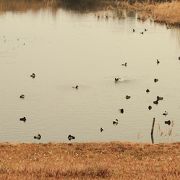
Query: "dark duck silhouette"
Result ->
[[20, 95, 25, 99], [34, 134, 41, 140], [100, 128, 104, 132], [178, 57, 180, 60], [30, 73, 35, 79], [146, 89, 150, 93], [113, 119, 118, 126], [157, 96, 163, 101], [20, 117, 26, 122], [114, 78, 120, 83], [153, 100, 158, 105], [148, 106, 152, 110], [119, 108, 124, 114], [68, 135, 75, 141], [144, 28, 148, 32], [157, 59, 160, 65], [122, 62, 127, 67], [140, 32, 144, 35], [72, 85, 79, 89], [165, 120, 171, 126], [126, 95, 131, 100], [162, 111, 168, 116], [154, 78, 158, 83], [133, 29, 135, 32]]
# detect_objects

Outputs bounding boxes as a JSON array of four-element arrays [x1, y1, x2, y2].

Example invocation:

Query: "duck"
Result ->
[[157, 59, 160, 64], [148, 106, 152, 110], [122, 62, 127, 67], [68, 135, 75, 141], [146, 89, 150, 93], [113, 119, 118, 126], [30, 73, 35, 79], [157, 96, 163, 101], [114, 78, 120, 83], [140, 32, 144, 35], [126, 95, 131, 100], [144, 28, 148, 32], [100, 128, 104, 132], [20, 95, 25, 99], [154, 78, 158, 83], [72, 85, 79, 89], [133, 29, 135, 32], [178, 57, 180, 60], [165, 120, 171, 126], [162, 111, 168, 116], [153, 100, 158, 105], [20, 117, 26, 122], [34, 134, 41, 140], [119, 108, 124, 114]]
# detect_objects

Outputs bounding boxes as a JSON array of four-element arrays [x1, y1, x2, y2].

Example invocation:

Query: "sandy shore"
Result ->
[[0, 142, 179, 179]]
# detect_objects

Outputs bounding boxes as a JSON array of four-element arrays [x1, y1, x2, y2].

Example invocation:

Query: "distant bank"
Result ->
[[0, 0, 179, 26]]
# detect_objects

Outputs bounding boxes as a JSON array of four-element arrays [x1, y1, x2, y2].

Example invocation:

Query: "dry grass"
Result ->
[[0, 142, 179, 179]]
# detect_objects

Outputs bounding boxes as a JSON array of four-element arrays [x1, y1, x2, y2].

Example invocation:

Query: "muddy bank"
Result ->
[[0, 142, 179, 179]]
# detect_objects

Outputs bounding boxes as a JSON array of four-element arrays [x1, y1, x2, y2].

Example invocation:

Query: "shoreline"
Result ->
[[0, 142, 179, 179], [0, 0, 179, 26]]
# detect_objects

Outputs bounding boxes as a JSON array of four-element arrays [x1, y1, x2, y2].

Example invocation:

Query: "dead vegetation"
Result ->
[[0, 142, 179, 179]]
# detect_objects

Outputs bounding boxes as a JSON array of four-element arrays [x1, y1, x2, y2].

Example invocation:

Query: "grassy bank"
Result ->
[[0, 142, 179, 179]]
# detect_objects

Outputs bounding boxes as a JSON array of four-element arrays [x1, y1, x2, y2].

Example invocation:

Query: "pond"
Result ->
[[0, 8, 180, 143]]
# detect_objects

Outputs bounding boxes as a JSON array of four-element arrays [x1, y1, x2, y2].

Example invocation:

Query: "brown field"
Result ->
[[0, 142, 179, 179]]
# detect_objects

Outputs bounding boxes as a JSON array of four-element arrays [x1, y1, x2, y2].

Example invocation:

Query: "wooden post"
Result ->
[[151, 118, 156, 144]]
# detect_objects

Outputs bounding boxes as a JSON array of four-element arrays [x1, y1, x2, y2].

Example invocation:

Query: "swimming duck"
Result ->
[[20, 95, 25, 99], [154, 78, 158, 83], [100, 128, 104, 132], [144, 28, 148, 32], [157, 96, 163, 101], [30, 73, 35, 79], [34, 134, 41, 140], [162, 111, 168, 116], [122, 62, 127, 67], [146, 89, 150, 93], [119, 108, 124, 114], [126, 95, 131, 100], [157, 59, 160, 64], [140, 32, 144, 35], [68, 135, 75, 141], [165, 120, 171, 125], [20, 117, 26, 122], [133, 29, 135, 32], [178, 57, 180, 60], [113, 119, 118, 126], [148, 106, 152, 110], [72, 85, 79, 89], [153, 100, 158, 105], [114, 78, 120, 83]]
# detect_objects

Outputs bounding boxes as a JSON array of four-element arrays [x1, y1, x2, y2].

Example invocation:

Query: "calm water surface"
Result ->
[[0, 9, 180, 143]]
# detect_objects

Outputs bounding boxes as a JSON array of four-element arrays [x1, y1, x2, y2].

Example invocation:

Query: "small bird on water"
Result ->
[[100, 128, 104, 132], [148, 106, 152, 110], [165, 120, 171, 126], [30, 73, 36, 79], [126, 95, 131, 100], [122, 62, 127, 67], [162, 111, 168, 116], [146, 89, 150, 93], [34, 134, 41, 140], [113, 119, 118, 126], [114, 78, 120, 83], [119, 108, 124, 114], [154, 78, 159, 83], [20, 117, 26, 122], [20, 95, 25, 99], [72, 85, 79, 89], [68, 135, 75, 141], [157, 59, 160, 65]]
